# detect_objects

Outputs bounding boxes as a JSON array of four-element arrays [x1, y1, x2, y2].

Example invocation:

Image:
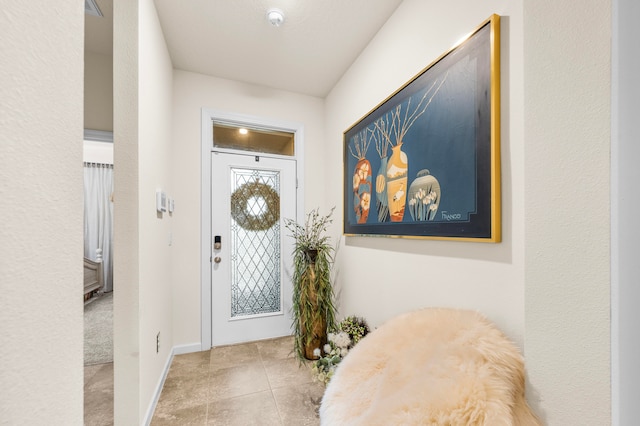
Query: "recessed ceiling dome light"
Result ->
[[266, 8, 285, 27]]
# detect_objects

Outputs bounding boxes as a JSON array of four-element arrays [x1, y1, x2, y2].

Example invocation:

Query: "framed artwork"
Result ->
[[343, 14, 501, 242]]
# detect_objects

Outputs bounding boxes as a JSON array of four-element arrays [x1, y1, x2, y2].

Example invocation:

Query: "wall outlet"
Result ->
[[156, 332, 160, 353]]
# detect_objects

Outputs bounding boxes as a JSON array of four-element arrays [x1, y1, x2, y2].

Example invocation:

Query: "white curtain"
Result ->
[[84, 162, 114, 292]]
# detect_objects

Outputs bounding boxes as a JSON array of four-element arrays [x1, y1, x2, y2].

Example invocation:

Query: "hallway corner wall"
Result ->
[[523, 0, 612, 424], [0, 0, 84, 423], [114, 0, 175, 423]]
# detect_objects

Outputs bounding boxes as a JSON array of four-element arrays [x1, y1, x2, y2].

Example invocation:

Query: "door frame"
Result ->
[[200, 108, 305, 350]]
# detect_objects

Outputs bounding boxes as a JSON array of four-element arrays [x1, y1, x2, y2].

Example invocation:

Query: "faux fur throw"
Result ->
[[320, 308, 541, 425]]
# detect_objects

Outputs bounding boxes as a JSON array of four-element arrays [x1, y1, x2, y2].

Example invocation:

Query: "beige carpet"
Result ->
[[84, 292, 113, 365]]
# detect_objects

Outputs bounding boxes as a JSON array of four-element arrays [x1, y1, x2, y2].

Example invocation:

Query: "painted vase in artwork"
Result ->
[[375, 157, 389, 222], [353, 158, 372, 224], [407, 169, 441, 221], [386, 144, 408, 222]]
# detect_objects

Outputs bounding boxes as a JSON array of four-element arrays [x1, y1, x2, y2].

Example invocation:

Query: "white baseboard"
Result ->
[[174, 343, 203, 355], [142, 349, 174, 426], [142, 342, 203, 426]]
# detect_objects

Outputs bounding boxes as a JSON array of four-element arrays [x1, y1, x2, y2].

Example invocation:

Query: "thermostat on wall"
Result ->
[[156, 190, 167, 212]]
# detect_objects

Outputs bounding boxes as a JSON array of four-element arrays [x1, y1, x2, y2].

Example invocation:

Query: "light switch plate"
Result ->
[[156, 190, 167, 212]]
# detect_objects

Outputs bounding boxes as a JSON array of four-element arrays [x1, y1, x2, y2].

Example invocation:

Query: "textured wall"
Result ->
[[325, 0, 526, 345], [113, 0, 175, 422], [327, 0, 613, 422], [0, 0, 84, 424], [523, 0, 612, 424], [113, 0, 141, 423]]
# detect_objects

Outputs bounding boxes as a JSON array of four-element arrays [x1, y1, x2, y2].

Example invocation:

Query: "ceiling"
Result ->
[[85, 0, 404, 98]]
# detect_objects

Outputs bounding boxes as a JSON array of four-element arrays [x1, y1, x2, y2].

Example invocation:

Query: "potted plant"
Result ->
[[312, 316, 371, 384], [285, 207, 337, 360]]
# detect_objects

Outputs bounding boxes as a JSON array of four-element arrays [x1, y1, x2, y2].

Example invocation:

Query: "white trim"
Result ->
[[84, 129, 113, 143], [200, 108, 305, 350], [201, 110, 213, 350], [142, 348, 175, 426], [173, 343, 203, 355], [211, 146, 295, 162], [141, 343, 203, 425]]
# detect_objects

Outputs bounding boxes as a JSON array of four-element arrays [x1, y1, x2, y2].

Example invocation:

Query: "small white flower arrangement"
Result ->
[[408, 187, 439, 221], [311, 316, 370, 385]]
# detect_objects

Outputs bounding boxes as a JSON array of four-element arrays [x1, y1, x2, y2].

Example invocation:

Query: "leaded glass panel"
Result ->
[[229, 168, 281, 317]]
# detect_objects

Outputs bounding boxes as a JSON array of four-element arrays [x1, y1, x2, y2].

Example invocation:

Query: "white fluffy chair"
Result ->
[[320, 308, 541, 425]]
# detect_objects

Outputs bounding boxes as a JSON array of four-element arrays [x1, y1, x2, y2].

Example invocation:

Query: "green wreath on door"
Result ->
[[230, 181, 280, 231]]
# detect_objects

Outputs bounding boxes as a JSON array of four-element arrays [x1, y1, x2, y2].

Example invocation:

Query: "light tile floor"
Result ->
[[151, 336, 325, 425], [83, 336, 323, 426], [84, 362, 114, 426]]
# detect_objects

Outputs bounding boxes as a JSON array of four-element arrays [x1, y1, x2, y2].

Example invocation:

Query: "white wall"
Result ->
[[84, 51, 114, 132], [138, 0, 174, 419], [611, 0, 639, 423], [114, 0, 174, 423], [325, 0, 525, 343], [171, 71, 325, 345], [0, 0, 84, 424], [113, 0, 141, 422], [523, 1, 611, 424], [327, 0, 613, 423]]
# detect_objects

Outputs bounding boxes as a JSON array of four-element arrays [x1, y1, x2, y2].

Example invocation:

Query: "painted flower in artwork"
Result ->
[[360, 192, 371, 211], [407, 170, 441, 222], [357, 161, 370, 180], [353, 160, 372, 224]]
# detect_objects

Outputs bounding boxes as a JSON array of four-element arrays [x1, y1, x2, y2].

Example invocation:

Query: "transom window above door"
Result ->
[[213, 122, 295, 156]]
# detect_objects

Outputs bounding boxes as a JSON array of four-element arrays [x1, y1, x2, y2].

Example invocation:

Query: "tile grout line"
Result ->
[[202, 337, 319, 425], [258, 344, 285, 424], [270, 388, 285, 426], [205, 348, 212, 425]]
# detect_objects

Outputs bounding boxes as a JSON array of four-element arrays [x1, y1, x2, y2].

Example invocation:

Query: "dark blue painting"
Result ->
[[343, 15, 501, 242]]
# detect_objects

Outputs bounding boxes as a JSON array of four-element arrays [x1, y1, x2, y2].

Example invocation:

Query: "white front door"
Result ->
[[211, 151, 296, 346]]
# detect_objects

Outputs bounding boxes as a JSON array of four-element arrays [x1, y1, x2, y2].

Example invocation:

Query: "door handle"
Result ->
[[214, 256, 222, 264]]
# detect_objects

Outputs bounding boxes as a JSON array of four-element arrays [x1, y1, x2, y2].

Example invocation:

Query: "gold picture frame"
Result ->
[[343, 14, 501, 242]]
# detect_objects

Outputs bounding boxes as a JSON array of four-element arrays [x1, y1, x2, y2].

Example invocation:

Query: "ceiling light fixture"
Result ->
[[266, 8, 285, 27]]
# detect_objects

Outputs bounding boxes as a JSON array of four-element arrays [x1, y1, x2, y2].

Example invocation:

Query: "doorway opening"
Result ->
[[201, 110, 305, 349]]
